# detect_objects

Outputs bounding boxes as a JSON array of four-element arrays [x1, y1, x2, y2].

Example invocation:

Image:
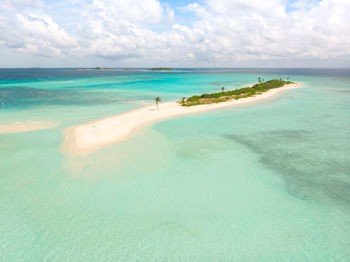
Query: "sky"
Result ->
[[0, 0, 349, 68]]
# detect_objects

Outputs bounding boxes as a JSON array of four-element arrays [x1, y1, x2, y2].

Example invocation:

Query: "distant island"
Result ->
[[148, 67, 174, 71], [179, 79, 294, 106], [76, 67, 114, 71]]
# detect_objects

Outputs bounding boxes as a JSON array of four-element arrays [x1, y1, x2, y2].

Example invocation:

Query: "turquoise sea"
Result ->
[[0, 68, 349, 261]]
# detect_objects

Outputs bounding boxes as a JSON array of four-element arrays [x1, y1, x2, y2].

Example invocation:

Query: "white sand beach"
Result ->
[[0, 121, 57, 135], [62, 82, 302, 155]]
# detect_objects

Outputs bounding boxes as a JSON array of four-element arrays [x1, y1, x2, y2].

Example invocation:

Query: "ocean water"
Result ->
[[0, 68, 349, 261]]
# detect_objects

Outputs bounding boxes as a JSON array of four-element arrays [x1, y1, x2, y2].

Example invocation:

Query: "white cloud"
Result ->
[[176, 0, 350, 62], [2, 0, 42, 11], [0, 0, 349, 66], [205, 0, 287, 15], [89, 0, 168, 24], [0, 12, 77, 56], [188, 53, 196, 60]]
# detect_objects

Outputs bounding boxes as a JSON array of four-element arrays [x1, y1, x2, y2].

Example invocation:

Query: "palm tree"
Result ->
[[221, 86, 225, 93], [258, 77, 261, 83], [155, 97, 161, 110]]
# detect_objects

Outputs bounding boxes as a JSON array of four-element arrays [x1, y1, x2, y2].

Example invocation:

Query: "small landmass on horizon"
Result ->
[[76, 67, 115, 71], [148, 67, 174, 71]]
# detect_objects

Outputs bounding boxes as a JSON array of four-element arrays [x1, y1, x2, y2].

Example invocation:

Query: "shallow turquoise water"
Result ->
[[0, 69, 349, 261]]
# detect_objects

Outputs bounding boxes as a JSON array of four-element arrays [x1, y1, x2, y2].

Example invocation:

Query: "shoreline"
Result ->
[[62, 82, 302, 155]]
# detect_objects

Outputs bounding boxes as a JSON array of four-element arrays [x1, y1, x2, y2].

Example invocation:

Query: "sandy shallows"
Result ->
[[0, 121, 57, 135]]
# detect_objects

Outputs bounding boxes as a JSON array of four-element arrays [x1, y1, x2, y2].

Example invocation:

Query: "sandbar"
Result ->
[[0, 121, 57, 135], [62, 82, 302, 155]]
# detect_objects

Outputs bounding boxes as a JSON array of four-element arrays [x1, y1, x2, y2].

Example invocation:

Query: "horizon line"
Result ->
[[1, 67, 350, 69]]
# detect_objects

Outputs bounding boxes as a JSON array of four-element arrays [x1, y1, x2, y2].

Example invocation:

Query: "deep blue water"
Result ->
[[1, 68, 349, 81]]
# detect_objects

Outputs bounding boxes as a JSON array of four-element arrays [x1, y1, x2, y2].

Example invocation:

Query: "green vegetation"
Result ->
[[155, 97, 161, 110], [149, 67, 174, 71], [179, 79, 294, 107]]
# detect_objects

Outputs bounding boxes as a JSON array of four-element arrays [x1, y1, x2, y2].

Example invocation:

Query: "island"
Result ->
[[61, 79, 301, 155], [180, 79, 294, 106], [76, 67, 115, 71], [148, 67, 174, 71]]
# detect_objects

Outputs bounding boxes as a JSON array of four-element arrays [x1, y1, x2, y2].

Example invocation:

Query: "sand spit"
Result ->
[[62, 82, 302, 155], [0, 121, 57, 135]]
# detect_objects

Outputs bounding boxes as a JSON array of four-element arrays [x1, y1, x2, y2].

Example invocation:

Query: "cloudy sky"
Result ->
[[1, 0, 349, 67]]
